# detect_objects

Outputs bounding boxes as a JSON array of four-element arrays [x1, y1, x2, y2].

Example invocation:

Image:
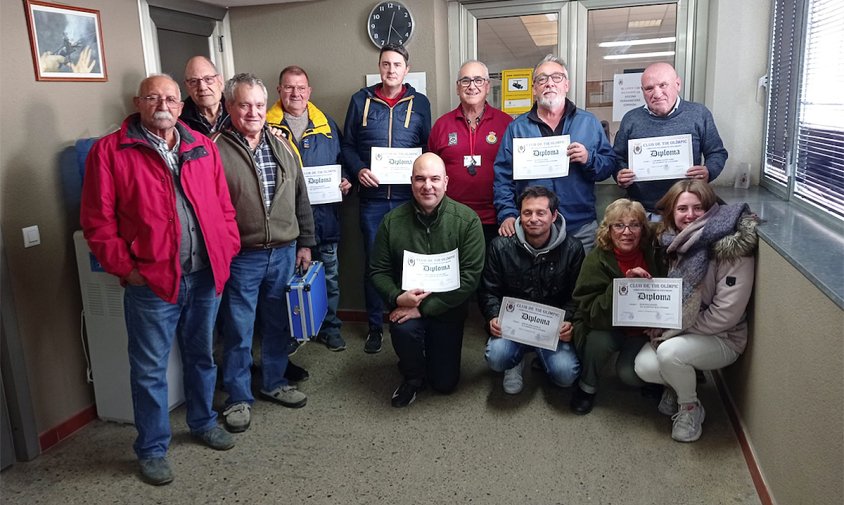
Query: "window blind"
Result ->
[[793, 0, 844, 218]]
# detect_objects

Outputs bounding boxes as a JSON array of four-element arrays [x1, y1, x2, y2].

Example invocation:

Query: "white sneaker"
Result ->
[[502, 359, 525, 394], [671, 402, 706, 442], [658, 387, 678, 416]]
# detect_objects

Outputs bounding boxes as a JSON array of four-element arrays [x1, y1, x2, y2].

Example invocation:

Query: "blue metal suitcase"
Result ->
[[285, 261, 328, 342]]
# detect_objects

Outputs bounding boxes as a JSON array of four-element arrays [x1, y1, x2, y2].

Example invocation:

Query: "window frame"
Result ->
[[762, 0, 844, 224]]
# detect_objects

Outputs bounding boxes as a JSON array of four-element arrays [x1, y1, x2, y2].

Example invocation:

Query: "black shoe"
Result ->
[[570, 387, 596, 415], [288, 338, 302, 356], [364, 329, 382, 354], [530, 357, 544, 372], [284, 361, 310, 383], [391, 382, 419, 408]]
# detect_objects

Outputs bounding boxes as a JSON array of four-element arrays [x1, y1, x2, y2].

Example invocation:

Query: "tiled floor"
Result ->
[[1, 315, 760, 505]]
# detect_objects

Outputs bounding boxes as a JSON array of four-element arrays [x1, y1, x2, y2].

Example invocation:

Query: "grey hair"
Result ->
[[459, 59, 490, 79], [137, 73, 178, 96], [223, 73, 268, 103], [533, 54, 567, 75]]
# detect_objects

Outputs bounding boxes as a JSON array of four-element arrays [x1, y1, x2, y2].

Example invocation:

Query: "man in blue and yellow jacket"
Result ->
[[341, 43, 431, 354], [268, 65, 352, 352]]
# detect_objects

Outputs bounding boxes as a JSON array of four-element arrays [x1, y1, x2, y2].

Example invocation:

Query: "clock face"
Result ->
[[367, 1, 414, 48]]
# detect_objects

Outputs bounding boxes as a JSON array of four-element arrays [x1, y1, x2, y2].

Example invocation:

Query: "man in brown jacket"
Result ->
[[213, 73, 315, 433]]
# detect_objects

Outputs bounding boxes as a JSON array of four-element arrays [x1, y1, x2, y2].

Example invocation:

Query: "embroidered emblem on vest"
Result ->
[[448, 132, 457, 146], [486, 131, 498, 144]]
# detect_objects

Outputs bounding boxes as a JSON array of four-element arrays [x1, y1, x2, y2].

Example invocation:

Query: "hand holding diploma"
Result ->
[[397, 288, 431, 308]]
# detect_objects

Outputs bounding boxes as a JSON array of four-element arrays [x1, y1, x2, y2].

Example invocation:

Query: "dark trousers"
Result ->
[[389, 316, 465, 394], [579, 328, 647, 393]]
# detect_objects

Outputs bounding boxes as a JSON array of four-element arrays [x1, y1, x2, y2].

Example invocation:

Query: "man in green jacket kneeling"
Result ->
[[370, 153, 486, 407]]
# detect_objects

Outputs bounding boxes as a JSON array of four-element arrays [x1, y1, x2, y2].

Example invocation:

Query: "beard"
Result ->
[[537, 93, 564, 109]]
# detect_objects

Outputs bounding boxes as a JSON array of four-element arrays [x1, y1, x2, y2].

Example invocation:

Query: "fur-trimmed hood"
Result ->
[[712, 213, 758, 261]]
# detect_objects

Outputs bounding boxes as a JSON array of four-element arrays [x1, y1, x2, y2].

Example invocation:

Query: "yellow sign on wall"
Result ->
[[501, 68, 533, 115]]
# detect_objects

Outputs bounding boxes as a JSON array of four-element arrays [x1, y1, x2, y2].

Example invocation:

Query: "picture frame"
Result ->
[[24, 0, 108, 82]]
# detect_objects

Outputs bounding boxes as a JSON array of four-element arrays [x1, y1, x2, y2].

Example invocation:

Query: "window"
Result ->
[[763, 0, 844, 221]]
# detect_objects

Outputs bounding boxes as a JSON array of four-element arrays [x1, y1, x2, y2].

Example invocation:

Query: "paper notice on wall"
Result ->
[[612, 72, 646, 122]]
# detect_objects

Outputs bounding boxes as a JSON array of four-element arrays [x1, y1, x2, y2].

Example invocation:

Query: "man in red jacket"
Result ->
[[80, 74, 240, 486], [428, 59, 513, 245]]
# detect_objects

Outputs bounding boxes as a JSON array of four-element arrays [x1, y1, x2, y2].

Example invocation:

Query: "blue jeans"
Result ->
[[485, 337, 580, 387], [359, 197, 408, 330], [123, 268, 220, 459], [570, 220, 598, 254], [312, 242, 341, 338], [220, 244, 296, 405]]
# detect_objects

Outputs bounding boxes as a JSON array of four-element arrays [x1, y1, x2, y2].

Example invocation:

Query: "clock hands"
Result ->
[[386, 11, 396, 43]]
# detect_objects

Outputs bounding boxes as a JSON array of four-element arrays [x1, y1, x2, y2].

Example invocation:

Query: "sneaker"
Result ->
[[324, 333, 347, 352], [288, 338, 303, 356], [222, 402, 251, 433], [671, 402, 706, 443], [502, 359, 525, 394], [260, 384, 307, 408], [658, 387, 678, 416], [284, 361, 310, 383], [139, 457, 173, 486], [193, 425, 235, 451], [391, 382, 419, 408], [570, 386, 596, 415], [364, 329, 383, 354]]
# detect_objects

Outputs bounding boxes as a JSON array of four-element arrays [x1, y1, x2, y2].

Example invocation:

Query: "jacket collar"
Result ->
[[266, 100, 332, 136], [121, 113, 198, 149]]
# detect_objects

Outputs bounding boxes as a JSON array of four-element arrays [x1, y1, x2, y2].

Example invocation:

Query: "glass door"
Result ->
[[449, 0, 696, 123]]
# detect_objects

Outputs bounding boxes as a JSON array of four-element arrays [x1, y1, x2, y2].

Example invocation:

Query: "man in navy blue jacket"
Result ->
[[341, 43, 431, 354], [493, 55, 615, 253], [268, 65, 352, 352]]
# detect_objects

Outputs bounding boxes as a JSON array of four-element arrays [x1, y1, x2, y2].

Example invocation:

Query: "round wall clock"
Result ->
[[367, 1, 414, 48]]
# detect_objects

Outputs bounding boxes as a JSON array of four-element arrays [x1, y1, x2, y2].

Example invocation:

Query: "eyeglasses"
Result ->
[[533, 72, 567, 85], [281, 85, 309, 94], [457, 77, 489, 88], [611, 222, 643, 232], [185, 75, 219, 88], [140, 95, 181, 108]]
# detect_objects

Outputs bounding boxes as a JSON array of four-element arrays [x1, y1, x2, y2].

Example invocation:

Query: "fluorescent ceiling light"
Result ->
[[628, 19, 663, 28], [522, 14, 558, 47], [604, 51, 676, 60], [599, 37, 676, 48]]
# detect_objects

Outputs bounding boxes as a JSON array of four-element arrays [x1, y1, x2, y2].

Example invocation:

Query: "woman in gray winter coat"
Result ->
[[634, 179, 758, 443]]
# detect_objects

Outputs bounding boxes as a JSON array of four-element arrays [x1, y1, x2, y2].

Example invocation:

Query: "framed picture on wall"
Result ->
[[24, 0, 108, 82]]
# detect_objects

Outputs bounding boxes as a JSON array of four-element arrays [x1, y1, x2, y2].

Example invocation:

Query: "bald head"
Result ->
[[641, 62, 681, 116], [411, 153, 449, 214]]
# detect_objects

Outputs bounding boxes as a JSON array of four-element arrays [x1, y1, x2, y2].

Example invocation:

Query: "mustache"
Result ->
[[153, 111, 174, 121]]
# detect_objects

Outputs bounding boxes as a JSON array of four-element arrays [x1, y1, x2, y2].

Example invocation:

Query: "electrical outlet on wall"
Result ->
[[22, 225, 41, 248]]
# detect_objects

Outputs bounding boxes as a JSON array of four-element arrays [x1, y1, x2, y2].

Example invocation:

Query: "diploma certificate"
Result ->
[[401, 249, 460, 293], [627, 134, 693, 181], [370, 147, 422, 185], [512, 136, 570, 180], [612, 278, 683, 329], [302, 164, 342, 204], [497, 297, 564, 351]]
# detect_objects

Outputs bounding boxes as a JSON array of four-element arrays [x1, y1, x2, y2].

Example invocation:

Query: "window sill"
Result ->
[[715, 186, 844, 309]]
